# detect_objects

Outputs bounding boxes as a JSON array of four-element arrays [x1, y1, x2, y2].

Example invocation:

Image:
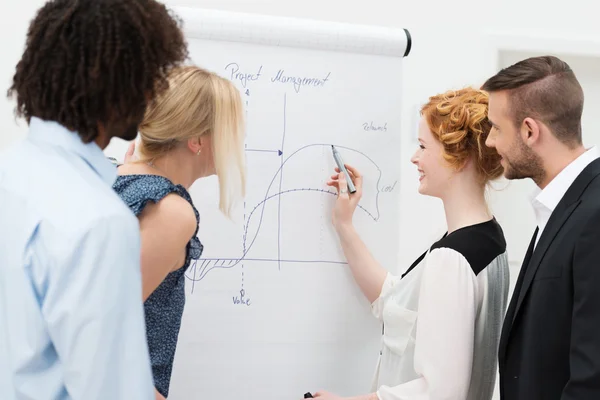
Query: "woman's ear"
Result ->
[[188, 137, 202, 155]]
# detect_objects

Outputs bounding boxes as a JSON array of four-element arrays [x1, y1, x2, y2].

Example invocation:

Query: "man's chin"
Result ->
[[504, 170, 529, 181]]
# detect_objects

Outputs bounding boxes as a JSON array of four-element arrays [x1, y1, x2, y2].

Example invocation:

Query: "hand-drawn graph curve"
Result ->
[[186, 93, 388, 288]]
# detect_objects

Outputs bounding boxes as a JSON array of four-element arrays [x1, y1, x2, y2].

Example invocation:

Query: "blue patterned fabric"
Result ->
[[113, 174, 203, 397]]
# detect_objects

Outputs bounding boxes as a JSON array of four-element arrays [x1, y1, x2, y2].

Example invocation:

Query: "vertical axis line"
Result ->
[[277, 93, 287, 270]]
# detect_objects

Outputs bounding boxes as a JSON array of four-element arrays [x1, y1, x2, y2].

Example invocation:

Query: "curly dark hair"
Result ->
[[7, 0, 189, 143]]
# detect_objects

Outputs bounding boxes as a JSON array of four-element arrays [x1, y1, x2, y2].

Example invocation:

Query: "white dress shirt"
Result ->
[[0, 118, 154, 399], [530, 146, 600, 247]]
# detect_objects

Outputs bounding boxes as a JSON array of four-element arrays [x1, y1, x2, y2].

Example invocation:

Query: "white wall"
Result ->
[[4, 0, 599, 267], [2, 0, 600, 398], [0, 0, 47, 147]]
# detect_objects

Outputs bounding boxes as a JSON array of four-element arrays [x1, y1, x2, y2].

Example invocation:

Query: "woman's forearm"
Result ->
[[348, 393, 379, 400], [336, 224, 388, 303]]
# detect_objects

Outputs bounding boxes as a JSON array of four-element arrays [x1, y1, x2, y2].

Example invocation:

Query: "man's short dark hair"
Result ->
[[481, 55, 584, 146], [8, 0, 189, 143]]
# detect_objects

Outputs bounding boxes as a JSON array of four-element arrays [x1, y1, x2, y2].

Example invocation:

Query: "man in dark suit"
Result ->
[[483, 55, 600, 399]]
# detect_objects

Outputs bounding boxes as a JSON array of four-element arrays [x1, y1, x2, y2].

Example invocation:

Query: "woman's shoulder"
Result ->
[[115, 174, 200, 250], [113, 174, 197, 223], [429, 218, 506, 276], [113, 174, 174, 212], [144, 193, 198, 241]]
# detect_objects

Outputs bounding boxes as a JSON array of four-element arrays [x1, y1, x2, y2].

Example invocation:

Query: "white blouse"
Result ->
[[370, 219, 510, 400]]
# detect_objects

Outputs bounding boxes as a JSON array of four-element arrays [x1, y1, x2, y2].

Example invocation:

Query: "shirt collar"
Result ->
[[531, 145, 600, 213], [28, 117, 117, 186]]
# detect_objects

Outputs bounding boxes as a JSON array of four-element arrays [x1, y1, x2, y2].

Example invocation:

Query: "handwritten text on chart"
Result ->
[[363, 121, 388, 132], [233, 289, 251, 306], [224, 62, 331, 93], [225, 63, 263, 88], [379, 180, 398, 193], [270, 70, 331, 93]]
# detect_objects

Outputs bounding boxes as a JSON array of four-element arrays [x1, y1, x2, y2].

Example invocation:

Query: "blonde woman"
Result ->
[[113, 65, 246, 399]]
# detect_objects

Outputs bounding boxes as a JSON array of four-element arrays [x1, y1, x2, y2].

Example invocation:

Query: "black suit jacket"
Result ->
[[499, 157, 600, 400]]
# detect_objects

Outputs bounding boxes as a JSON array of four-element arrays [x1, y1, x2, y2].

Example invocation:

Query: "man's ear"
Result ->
[[522, 117, 541, 147]]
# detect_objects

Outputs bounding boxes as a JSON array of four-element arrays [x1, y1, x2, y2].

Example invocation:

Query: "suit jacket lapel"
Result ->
[[499, 227, 538, 363], [512, 200, 581, 320]]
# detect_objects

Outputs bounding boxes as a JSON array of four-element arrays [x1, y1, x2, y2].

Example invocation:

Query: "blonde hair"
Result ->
[[137, 65, 246, 217]]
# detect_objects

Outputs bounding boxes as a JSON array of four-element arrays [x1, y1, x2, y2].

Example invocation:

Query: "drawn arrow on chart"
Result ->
[[245, 148, 283, 156]]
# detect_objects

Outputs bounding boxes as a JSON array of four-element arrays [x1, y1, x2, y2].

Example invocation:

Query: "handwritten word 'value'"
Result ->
[[233, 289, 251, 306]]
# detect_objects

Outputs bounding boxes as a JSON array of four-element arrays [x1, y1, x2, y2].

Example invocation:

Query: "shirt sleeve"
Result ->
[[371, 272, 402, 320], [42, 215, 154, 400], [377, 248, 478, 400]]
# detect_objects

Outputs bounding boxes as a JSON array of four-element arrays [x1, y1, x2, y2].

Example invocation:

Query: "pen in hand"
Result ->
[[331, 145, 356, 194]]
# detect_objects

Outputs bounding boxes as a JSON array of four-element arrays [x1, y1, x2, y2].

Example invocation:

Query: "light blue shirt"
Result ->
[[0, 118, 154, 399]]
